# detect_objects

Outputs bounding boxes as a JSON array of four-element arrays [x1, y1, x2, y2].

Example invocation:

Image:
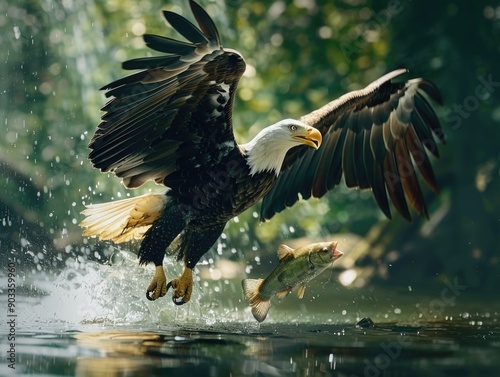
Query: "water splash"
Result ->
[[22, 248, 251, 327]]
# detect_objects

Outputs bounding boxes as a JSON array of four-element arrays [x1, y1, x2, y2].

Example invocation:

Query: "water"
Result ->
[[6, 319, 500, 376], [1, 250, 499, 376]]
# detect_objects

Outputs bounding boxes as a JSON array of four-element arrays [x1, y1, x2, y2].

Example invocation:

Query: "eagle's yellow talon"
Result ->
[[166, 267, 193, 305], [146, 266, 167, 301]]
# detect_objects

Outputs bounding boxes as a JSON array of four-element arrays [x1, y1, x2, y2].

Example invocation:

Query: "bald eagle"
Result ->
[[81, 0, 444, 305]]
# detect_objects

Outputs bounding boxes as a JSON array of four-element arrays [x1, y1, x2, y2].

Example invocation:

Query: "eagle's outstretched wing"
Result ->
[[88, 0, 245, 188], [260, 69, 444, 221]]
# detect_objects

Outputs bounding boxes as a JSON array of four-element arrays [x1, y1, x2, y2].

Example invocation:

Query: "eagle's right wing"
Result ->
[[261, 70, 444, 221]]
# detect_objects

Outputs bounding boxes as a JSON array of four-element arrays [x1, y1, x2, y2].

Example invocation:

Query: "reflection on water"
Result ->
[[4, 319, 500, 376], [0, 253, 499, 376]]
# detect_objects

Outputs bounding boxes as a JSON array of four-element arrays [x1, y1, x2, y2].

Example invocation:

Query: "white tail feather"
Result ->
[[80, 192, 167, 243]]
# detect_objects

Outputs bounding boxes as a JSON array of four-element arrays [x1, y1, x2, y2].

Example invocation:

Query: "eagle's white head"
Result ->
[[241, 119, 322, 176]]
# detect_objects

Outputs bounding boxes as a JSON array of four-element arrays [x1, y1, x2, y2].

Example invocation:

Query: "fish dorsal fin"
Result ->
[[297, 283, 306, 299], [275, 288, 291, 300], [277, 244, 294, 260]]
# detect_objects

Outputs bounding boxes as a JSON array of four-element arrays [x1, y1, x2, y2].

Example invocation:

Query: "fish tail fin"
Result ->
[[242, 278, 271, 322], [80, 192, 168, 243]]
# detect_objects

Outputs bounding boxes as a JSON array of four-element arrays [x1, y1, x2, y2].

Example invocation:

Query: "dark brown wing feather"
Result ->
[[88, 0, 245, 188], [260, 69, 444, 221]]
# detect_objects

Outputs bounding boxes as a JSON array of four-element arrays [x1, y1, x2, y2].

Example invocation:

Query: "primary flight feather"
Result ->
[[81, 0, 443, 305]]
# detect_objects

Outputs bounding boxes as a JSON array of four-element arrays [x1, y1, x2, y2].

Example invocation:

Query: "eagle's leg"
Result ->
[[139, 202, 187, 301], [167, 267, 193, 305], [166, 223, 226, 305], [146, 266, 168, 301]]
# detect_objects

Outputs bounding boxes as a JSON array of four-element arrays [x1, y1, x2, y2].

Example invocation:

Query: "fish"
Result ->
[[241, 241, 343, 322]]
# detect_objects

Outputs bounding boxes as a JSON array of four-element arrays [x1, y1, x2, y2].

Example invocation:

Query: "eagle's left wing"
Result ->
[[260, 69, 444, 221]]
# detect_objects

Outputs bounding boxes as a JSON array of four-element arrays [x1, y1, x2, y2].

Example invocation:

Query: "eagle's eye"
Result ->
[[289, 124, 298, 132]]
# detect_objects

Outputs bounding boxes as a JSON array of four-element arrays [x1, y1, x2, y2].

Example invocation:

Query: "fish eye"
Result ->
[[288, 124, 297, 132]]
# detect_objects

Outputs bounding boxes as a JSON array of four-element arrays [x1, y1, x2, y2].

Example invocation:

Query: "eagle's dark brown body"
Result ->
[[143, 149, 276, 270]]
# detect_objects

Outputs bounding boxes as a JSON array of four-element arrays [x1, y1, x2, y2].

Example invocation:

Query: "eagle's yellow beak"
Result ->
[[292, 126, 322, 150]]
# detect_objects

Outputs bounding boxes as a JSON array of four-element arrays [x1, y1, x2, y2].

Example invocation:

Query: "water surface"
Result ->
[[1, 255, 498, 376]]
